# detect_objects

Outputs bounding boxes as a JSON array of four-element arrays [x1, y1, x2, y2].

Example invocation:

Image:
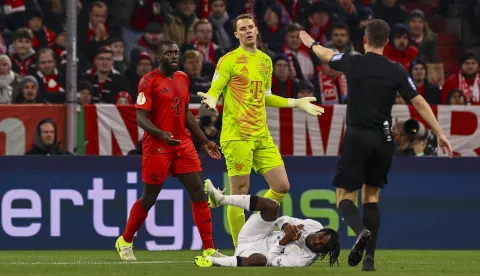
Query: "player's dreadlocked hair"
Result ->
[[317, 228, 340, 267]]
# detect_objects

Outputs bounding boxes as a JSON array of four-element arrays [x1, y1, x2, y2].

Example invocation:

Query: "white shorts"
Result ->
[[234, 214, 277, 258]]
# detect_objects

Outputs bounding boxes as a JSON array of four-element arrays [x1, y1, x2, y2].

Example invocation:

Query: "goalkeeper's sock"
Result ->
[[122, 199, 148, 243], [191, 200, 214, 250], [211, 256, 239, 267], [263, 189, 285, 205], [227, 205, 245, 247], [338, 199, 365, 236], [363, 202, 380, 258]]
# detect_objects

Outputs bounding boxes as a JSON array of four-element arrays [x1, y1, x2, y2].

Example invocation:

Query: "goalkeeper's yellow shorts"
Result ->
[[221, 136, 284, 176]]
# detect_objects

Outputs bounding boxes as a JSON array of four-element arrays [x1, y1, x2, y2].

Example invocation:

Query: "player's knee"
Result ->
[[362, 185, 380, 204], [230, 182, 249, 194], [246, 253, 268, 266], [188, 183, 206, 203], [273, 181, 290, 194], [139, 194, 157, 210], [264, 198, 279, 213]]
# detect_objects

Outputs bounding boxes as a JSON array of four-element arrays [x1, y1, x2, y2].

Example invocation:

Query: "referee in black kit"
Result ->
[[299, 19, 453, 271]]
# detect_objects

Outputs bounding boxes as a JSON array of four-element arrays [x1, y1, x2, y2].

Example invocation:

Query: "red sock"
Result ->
[[122, 200, 148, 243], [192, 201, 214, 250]]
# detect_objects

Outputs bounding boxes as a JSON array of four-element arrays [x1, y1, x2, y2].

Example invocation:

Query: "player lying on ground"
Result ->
[[197, 13, 325, 248], [115, 40, 225, 260], [194, 180, 340, 267]]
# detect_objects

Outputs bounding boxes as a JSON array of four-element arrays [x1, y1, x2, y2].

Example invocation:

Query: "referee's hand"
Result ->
[[299, 31, 315, 48], [436, 133, 453, 158]]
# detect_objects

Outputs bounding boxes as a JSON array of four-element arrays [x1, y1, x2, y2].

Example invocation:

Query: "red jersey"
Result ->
[[136, 69, 192, 155]]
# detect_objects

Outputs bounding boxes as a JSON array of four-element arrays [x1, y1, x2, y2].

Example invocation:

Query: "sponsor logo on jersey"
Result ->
[[137, 92, 146, 105]]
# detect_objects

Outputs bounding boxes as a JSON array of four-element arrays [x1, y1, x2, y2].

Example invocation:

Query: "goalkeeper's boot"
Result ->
[[115, 236, 137, 261], [204, 179, 225, 208], [194, 256, 213, 267], [362, 254, 376, 271], [348, 229, 371, 267], [203, 248, 227, 257]]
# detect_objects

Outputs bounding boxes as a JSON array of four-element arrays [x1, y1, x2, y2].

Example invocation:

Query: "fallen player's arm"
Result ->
[[276, 216, 323, 233], [184, 103, 210, 146], [136, 108, 164, 138]]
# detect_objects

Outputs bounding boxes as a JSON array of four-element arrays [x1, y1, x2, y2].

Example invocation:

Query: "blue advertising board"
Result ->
[[0, 156, 479, 250]]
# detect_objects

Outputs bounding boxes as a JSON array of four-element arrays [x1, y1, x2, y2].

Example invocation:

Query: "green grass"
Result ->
[[0, 250, 479, 275]]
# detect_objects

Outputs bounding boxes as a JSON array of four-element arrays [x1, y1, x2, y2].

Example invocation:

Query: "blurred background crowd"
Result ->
[[0, 0, 479, 157]]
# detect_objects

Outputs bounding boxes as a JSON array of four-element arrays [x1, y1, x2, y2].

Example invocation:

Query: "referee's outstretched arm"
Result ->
[[299, 31, 336, 63]]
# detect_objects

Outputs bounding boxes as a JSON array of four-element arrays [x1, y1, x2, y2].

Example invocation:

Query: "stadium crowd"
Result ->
[[0, 0, 478, 157]]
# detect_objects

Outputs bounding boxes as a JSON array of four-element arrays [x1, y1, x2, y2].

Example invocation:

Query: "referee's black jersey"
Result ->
[[328, 52, 419, 130]]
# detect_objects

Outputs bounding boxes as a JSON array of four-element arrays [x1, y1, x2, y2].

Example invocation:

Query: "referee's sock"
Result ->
[[363, 202, 380, 258], [338, 199, 365, 235]]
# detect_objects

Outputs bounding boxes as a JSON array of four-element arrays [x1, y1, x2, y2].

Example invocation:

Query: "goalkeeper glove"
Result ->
[[197, 92, 217, 110], [293, 97, 325, 116]]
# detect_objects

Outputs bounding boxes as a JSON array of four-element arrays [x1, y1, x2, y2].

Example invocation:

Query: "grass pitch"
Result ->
[[0, 250, 479, 276]]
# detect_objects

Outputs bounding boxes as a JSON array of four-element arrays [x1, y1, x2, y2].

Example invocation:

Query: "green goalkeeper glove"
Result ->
[[197, 92, 217, 110], [294, 97, 325, 116]]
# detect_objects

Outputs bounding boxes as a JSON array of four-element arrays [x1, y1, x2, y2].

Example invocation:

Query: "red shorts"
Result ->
[[142, 142, 202, 184]]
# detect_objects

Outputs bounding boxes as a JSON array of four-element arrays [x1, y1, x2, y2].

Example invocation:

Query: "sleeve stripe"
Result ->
[[265, 88, 272, 97]]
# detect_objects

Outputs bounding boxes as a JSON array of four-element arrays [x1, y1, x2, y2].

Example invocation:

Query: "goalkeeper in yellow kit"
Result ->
[[198, 14, 324, 247]]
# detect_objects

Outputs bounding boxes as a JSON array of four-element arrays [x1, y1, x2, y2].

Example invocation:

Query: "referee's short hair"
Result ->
[[365, 19, 390, 48]]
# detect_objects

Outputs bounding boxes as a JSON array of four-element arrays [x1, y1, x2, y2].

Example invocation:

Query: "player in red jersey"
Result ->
[[115, 40, 225, 260]]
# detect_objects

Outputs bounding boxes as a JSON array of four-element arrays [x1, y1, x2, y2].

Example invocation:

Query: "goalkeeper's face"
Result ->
[[234, 18, 258, 48]]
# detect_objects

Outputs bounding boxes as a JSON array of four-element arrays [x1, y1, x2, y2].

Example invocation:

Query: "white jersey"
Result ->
[[234, 214, 324, 267]]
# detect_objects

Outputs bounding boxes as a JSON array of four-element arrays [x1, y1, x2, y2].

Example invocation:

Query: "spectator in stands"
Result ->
[[165, 0, 199, 48], [77, 80, 93, 105], [26, 8, 56, 50], [351, 6, 374, 54], [259, 3, 287, 53], [305, 1, 332, 46], [0, 55, 20, 104], [34, 48, 66, 103], [195, 105, 219, 153], [383, 24, 419, 71], [441, 51, 479, 105], [26, 118, 72, 155], [183, 49, 211, 103], [254, 0, 291, 25], [283, 23, 315, 81], [115, 91, 133, 105], [208, 0, 234, 50], [372, 0, 408, 27], [80, 46, 129, 104], [130, 22, 165, 66], [9, 28, 36, 77], [108, 37, 128, 75], [406, 9, 439, 63], [0, 33, 7, 55], [3, 0, 41, 31], [272, 54, 298, 98], [295, 80, 317, 101], [409, 59, 440, 104], [51, 26, 67, 68], [313, 61, 348, 104], [130, 0, 172, 32], [182, 19, 225, 65], [446, 88, 466, 105], [13, 75, 44, 104], [79, 1, 110, 60], [334, 0, 359, 35], [127, 52, 153, 100], [325, 22, 360, 55]]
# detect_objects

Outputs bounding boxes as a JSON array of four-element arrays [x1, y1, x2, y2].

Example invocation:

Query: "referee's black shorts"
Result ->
[[333, 126, 395, 192]]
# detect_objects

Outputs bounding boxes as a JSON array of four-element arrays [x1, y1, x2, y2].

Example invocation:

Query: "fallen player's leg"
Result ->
[[195, 179, 279, 267]]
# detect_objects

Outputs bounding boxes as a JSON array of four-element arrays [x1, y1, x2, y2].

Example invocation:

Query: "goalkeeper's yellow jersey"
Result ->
[[206, 46, 273, 143]]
